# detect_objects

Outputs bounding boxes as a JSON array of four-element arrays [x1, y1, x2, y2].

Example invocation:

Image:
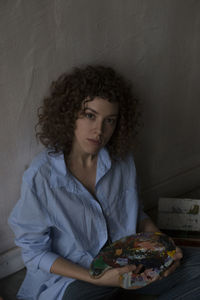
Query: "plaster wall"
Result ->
[[1, 0, 200, 255]]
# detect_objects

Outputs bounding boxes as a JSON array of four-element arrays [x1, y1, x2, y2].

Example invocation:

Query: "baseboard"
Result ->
[[141, 164, 200, 210], [0, 247, 24, 279]]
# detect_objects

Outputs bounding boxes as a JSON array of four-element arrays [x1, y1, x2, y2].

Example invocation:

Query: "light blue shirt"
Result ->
[[8, 147, 147, 300]]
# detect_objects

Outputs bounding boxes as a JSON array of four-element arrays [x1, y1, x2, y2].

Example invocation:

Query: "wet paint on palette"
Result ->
[[89, 232, 176, 288]]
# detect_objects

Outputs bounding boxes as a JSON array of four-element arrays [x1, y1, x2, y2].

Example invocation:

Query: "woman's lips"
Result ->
[[87, 138, 102, 146]]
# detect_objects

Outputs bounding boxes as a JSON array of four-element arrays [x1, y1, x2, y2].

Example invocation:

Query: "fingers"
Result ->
[[163, 260, 180, 277], [173, 247, 183, 261], [162, 246, 183, 278], [118, 264, 136, 275], [118, 264, 143, 275], [135, 264, 143, 274]]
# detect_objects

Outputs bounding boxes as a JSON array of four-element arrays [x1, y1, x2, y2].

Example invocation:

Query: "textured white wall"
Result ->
[[1, 0, 200, 254]]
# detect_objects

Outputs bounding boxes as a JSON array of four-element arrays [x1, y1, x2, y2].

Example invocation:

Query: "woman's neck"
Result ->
[[64, 149, 98, 170], [64, 150, 98, 197]]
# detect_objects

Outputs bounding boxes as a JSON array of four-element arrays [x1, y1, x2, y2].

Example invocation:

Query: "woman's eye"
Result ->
[[106, 118, 116, 125], [85, 113, 95, 120]]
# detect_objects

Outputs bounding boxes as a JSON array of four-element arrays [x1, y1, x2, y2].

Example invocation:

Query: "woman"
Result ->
[[9, 66, 199, 300]]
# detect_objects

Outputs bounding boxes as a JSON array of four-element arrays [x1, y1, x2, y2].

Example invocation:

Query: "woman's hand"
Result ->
[[161, 246, 183, 278], [90, 264, 142, 287]]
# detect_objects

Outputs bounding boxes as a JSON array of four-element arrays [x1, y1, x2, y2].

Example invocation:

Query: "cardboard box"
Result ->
[[157, 198, 200, 231]]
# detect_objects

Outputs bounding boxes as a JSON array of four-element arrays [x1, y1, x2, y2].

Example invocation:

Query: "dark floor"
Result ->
[[0, 268, 26, 300]]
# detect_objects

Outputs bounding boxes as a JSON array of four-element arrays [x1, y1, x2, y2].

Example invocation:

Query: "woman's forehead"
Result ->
[[83, 97, 119, 115]]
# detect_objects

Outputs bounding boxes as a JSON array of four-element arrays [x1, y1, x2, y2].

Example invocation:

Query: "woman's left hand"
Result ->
[[162, 246, 183, 278]]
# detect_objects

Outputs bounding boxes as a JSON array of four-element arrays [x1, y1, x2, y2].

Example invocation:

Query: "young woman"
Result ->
[[9, 66, 200, 300]]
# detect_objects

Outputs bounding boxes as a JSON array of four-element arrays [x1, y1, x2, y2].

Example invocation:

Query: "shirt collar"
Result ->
[[48, 151, 67, 176], [48, 151, 79, 192], [96, 147, 112, 184]]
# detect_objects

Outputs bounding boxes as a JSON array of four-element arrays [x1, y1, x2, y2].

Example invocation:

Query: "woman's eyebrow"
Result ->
[[84, 107, 98, 114], [85, 107, 118, 117]]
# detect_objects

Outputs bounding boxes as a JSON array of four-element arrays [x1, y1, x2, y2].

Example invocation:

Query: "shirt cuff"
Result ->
[[39, 251, 60, 273]]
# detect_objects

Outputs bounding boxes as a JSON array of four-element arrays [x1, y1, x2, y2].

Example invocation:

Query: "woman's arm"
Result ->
[[8, 180, 60, 273], [50, 256, 139, 287], [50, 257, 92, 282], [138, 216, 160, 233]]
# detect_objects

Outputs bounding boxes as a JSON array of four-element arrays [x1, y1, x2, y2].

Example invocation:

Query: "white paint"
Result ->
[[1, 0, 200, 277]]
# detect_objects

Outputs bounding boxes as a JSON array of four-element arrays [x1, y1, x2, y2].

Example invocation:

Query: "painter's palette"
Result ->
[[90, 232, 176, 289]]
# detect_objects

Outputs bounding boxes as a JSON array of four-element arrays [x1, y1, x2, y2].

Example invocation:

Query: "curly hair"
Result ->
[[36, 65, 141, 158]]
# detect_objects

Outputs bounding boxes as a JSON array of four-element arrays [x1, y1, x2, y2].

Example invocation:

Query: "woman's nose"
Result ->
[[95, 120, 104, 134]]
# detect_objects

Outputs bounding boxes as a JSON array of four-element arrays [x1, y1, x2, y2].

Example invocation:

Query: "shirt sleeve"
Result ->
[[8, 179, 59, 273]]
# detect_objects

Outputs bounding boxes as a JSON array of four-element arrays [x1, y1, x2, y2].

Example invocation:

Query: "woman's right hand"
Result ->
[[90, 264, 142, 287], [50, 256, 143, 289]]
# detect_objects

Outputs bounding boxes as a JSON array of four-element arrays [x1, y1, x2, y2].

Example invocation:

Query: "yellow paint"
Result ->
[[116, 248, 122, 256], [155, 232, 162, 235], [188, 205, 199, 215], [167, 250, 176, 257]]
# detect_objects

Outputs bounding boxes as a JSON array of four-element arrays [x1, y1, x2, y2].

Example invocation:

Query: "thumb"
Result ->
[[118, 264, 137, 275], [173, 247, 183, 261]]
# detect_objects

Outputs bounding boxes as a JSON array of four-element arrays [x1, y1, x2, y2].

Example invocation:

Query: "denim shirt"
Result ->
[[8, 147, 147, 300]]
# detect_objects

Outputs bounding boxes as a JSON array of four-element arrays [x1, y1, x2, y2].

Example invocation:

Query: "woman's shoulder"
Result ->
[[114, 152, 136, 168], [23, 150, 49, 177], [22, 149, 64, 188], [112, 152, 137, 181]]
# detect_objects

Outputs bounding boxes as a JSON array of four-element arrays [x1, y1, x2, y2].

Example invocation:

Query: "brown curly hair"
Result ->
[[36, 65, 140, 158]]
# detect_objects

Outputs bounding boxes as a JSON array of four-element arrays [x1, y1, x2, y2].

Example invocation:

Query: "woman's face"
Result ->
[[72, 97, 119, 156]]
